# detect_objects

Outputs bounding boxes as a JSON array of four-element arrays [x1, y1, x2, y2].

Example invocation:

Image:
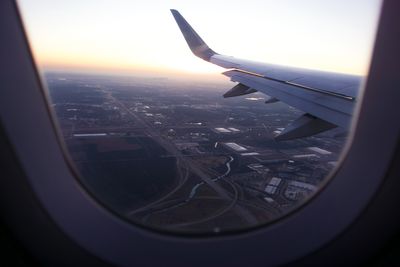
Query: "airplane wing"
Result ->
[[170, 9, 362, 140]]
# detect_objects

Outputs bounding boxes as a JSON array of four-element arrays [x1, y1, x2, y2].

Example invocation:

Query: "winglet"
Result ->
[[170, 9, 218, 61]]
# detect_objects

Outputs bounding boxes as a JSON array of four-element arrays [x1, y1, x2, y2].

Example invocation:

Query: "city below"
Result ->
[[45, 72, 347, 234]]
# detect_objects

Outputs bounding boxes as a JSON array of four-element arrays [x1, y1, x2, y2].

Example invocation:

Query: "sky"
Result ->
[[17, 0, 382, 80]]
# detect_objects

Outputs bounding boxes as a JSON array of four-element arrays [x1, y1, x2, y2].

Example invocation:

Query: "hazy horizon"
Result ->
[[18, 0, 382, 78]]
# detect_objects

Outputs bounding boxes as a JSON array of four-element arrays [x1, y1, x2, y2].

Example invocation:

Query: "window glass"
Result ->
[[17, 0, 381, 234]]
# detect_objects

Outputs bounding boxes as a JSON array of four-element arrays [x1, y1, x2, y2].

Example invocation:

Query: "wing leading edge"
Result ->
[[170, 9, 361, 140]]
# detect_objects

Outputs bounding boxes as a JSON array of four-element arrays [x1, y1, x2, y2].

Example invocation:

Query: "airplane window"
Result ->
[[16, 0, 382, 234]]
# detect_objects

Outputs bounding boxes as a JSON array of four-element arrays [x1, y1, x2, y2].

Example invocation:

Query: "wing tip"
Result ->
[[170, 9, 217, 61]]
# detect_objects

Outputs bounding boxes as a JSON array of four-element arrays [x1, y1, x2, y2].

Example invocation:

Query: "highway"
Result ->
[[103, 88, 259, 226]]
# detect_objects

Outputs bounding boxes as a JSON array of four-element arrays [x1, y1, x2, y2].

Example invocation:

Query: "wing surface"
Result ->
[[170, 9, 362, 140]]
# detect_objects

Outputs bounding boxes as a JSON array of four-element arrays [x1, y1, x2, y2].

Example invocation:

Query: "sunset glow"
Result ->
[[18, 0, 381, 78]]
